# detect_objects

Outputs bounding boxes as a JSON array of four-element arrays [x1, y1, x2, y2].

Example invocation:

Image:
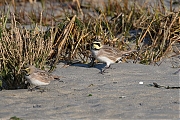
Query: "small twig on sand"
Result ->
[[153, 82, 180, 89]]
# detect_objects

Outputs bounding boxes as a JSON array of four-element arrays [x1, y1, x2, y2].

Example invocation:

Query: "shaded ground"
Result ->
[[0, 59, 179, 119]]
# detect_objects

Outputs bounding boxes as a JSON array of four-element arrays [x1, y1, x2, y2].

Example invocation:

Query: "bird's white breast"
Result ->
[[91, 49, 115, 66], [91, 49, 99, 57], [97, 56, 115, 64], [25, 75, 49, 86]]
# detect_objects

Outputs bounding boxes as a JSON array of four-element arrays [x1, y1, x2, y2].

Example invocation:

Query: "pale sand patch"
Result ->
[[0, 60, 179, 119]]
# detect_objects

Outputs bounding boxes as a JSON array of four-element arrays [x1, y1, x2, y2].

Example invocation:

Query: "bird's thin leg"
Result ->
[[101, 65, 111, 74], [37, 86, 50, 93], [28, 85, 41, 92], [89, 56, 96, 67], [28, 86, 36, 92], [28, 87, 33, 92], [27, 84, 34, 91]]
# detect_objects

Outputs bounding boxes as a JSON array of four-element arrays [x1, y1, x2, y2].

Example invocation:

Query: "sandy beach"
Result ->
[[0, 58, 179, 119], [0, 0, 179, 119]]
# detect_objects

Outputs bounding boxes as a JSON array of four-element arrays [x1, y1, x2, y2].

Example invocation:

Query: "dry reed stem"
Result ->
[[53, 15, 76, 64], [138, 16, 155, 45], [71, 31, 90, 57], [162, 13, 179, 56], [74, 0, 83, 16]]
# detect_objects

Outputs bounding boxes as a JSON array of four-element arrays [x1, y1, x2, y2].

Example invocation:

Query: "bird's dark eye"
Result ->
[[95, 43, 100, 47]]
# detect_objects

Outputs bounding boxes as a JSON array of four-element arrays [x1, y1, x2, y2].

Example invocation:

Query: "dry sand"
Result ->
[[0, 59, 179, 119]]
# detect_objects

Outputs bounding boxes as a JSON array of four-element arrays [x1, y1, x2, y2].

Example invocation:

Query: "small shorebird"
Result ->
[[24, 65, 59, 91], [90, 41, 136, 74]]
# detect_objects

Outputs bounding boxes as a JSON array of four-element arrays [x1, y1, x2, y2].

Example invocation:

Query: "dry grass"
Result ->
[[0, 0, 179, 89], [0, 14, 53, 89]]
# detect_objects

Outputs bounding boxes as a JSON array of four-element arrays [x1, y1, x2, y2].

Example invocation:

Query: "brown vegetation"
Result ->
[[0, 0, 179, 89]]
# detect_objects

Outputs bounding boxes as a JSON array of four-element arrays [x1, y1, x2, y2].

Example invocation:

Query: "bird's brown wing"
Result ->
[[33, 70, 54, 82], [102, 45, 123, 56], [35, 68, 60, 79]]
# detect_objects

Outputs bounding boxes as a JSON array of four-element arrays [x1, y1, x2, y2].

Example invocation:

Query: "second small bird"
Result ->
[[24, 65, 59, 91]]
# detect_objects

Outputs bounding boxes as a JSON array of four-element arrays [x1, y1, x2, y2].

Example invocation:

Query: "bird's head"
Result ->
[[22, 65, 36, 75], [91, 41, 102, 50]]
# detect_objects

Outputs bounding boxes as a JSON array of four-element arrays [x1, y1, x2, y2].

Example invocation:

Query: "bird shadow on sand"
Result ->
[[70, 63, 106, 71]]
